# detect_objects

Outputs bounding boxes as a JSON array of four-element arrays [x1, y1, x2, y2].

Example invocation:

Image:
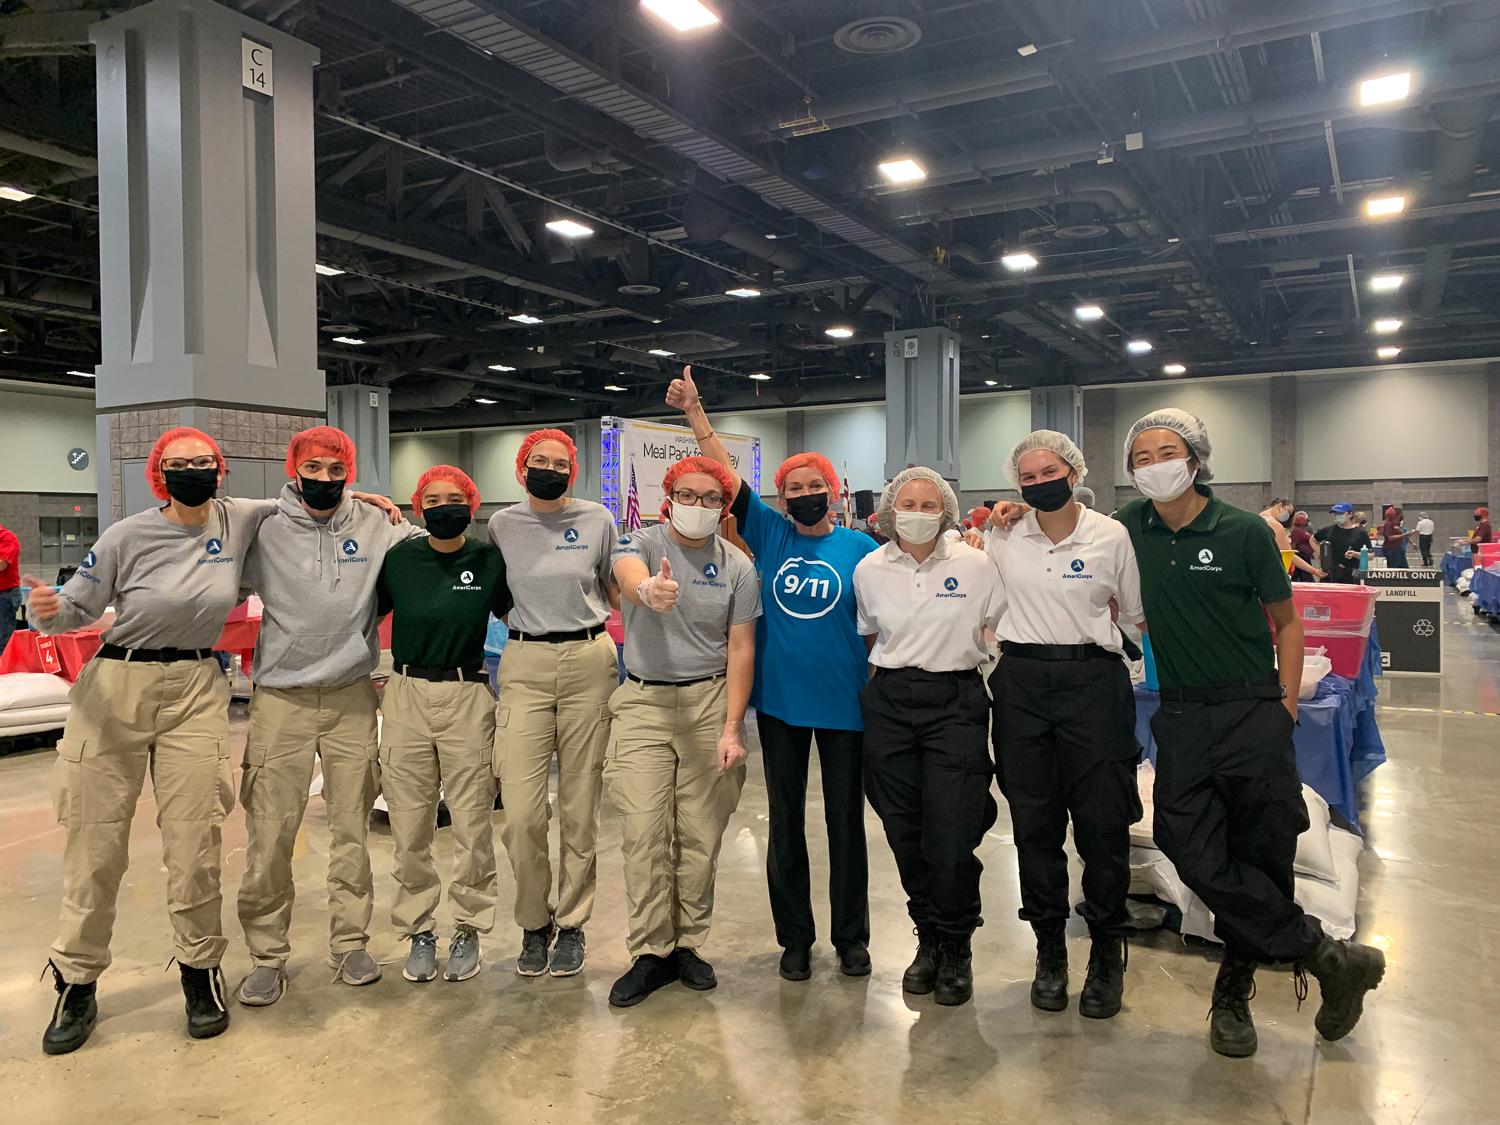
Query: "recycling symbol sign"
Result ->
[[1412, 618, 1435, 638]]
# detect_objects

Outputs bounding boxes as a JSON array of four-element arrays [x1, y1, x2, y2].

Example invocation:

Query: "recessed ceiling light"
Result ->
[[488, 363, 517, 372], [0, 185, 35, 202], [725, 287, 761, 298], [1359, 71, 1412, 107], [1376, 346, 1402, 359], [1166, 236, 1180, 244], [1364, 193, 1406, 219], [1016, 43, 1038, 57], [603, 384, 626, 392], [1373, 318, 1403, 334], [332, 336, 366, 345], [984, 379, 998, 386], [314, 263, 344, 276], [1369, 273, 1405, 293], [1126, 339, 1153, 355], [473, 397, 498, 405], [748, 371, 772, 381], [877, 157, 927, 185], [764, 233, 780, 240], [68, 369, 95, 378], [648, 348, 676, 357], [1162, 363, 1187, 376], [825, 326, 855, 339], [640, 0, 720, 32], [1074, 304, 1104, 321], [545, 218, 595, 239], [1001, 252, 1039, 272], [509, 313, 543, 324]]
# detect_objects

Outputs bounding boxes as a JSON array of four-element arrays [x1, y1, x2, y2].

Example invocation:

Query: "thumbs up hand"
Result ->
[[22, 574, 61, 622], [666, 365, 700, 413], [636, 555, 681, 612]]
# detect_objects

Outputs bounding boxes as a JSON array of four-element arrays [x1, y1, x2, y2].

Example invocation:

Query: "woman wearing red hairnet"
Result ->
[[668, 366, 879, 983], [604, 455, 761, 1007], [376, 466, 512, 986], [486, 427, 622, 979], [25, 427, 277, 1053]]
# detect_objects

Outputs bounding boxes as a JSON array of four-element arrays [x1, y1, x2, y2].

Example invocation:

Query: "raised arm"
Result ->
[[667, 366, 743, 497]]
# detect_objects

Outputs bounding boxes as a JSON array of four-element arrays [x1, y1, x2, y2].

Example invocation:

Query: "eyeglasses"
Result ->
[[162, 457, 219, 471], [671, 489, 725, 509], [527, 456, 573, 473]]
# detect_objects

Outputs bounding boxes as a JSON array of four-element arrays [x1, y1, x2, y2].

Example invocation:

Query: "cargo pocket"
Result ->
[[51, 738, 86, 827], [490, 707, 510, 777], [213, 738, 236, 823]]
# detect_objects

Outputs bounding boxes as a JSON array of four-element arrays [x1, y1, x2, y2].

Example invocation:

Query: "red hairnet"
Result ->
[[146, 427, 225, 501], [286, 425, 358, 482], [774, 452, 841, 499], [659, 456, 736, 522], [411, 464, 481, 517], [516, 428, 578, 485], [1293, 512, 1309, 527], [1477, 507, 1491, 520], [969, 505, 993, 527], [1384, 506, 1398, 519]]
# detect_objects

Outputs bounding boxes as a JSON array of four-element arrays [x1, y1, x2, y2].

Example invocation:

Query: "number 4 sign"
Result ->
[[242, 38, 273, 96]]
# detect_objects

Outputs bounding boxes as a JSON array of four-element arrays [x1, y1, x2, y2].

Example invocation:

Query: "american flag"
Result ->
[[625, 460, 641, 530]]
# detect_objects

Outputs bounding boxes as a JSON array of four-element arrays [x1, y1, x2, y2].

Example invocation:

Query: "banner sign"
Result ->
[[1362, 568, 1442, 674], [600, 417, 760, 523]]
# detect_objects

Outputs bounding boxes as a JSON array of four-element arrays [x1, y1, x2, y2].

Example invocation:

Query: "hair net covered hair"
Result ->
[[516, 428, 579, 485], [1293, 511, 1310, 527], [1073, 485, 1097, 509], [969, 505, 992, 527], [411, 464, 481, 517], [1122, 408, 1214, 482], [774, 452, 840, 499], [286, 425, 358, 483], [875, 466, 960, 541], [1477, 507, 1490, 519], [659, 456, 736, 523], [147, 426, 225, 501], [1007, 429, 1087, 488]]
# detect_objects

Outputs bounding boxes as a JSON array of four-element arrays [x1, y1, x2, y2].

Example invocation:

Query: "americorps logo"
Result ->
[[772, 556, 842, 620], [82, 550, 97, 569], [205, 538, 223, 556], [556, 525, 587, 552], [1198, 548, 1214, 565], [197, 537, 235, 566], [703, 563, 719, 580], [460, 570, 475, 585], [936, 573, 967, 599], [1191, 546, 1223, 573], [1071, 559, 1086, 573], [1063, 556, 1094, 581], [944, 576, 960, 591], [564, 528, 579, 543], [342, 538, 360, 556]]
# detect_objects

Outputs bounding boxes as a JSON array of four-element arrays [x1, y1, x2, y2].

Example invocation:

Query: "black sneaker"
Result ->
[[934, 936, 973, 1006], [608, 954, 679, 1008], [675, 948, 717, 991], [41, 963, 97, 1056], [1209, 957, 1258, 1058], [1078, 933, 1126, 1020], [1304, 936, 1386, 1041], [179, 964, 230, 1040], [1031, 923, 1069, 1012], [549, 928, 587, 978], [779, 946, 812, 982], [837, 944, 872, 978], [902, 928, 938, 995], [516, 923, 555, 978]]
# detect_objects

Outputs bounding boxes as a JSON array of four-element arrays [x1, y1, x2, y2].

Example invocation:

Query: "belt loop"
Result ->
[[123, 648, 133, 663]]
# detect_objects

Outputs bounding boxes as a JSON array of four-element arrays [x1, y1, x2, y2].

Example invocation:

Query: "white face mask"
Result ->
[[1133, 458, 1195, 503], [670, 502, 721, 541], [893, 510, 942, 545]]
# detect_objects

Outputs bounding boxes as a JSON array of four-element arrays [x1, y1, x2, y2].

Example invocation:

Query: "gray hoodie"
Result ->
[[243, 483, 425, 688]]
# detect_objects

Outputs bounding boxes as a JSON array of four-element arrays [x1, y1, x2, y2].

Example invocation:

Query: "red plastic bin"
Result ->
[[1287, 585, 1380, 677], [1478, 542, 1500, 568]]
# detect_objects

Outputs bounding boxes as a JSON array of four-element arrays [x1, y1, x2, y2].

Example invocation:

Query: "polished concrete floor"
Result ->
[[1, 593, 1498, 1123]]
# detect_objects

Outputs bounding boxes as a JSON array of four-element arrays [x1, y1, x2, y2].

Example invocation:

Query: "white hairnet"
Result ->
[[1073, 485, 1097, 509], [876, 466, 960, 540], [1122, 408, 1214, 482], [1006, 429, 1087, 488]]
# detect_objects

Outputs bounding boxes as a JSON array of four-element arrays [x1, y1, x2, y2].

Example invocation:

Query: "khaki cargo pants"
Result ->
[[381, 673, 499, 936], [237, 680, 381, 968], [494, 631, 617, 932], [50, 656, 234, 984], [603, 676, 746, 958]]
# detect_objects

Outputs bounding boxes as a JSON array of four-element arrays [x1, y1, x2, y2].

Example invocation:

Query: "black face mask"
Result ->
[[525, 467, 570, 501], [785, 492, 830, 527], [423, 503, 472, 539], [162, 467, 219, 507], [1020, 476, 1075, 513], [298, 476, 346, 511]]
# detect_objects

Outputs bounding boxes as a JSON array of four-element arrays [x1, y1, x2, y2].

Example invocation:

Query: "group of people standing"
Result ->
[[29, 383, 1387, 1063]]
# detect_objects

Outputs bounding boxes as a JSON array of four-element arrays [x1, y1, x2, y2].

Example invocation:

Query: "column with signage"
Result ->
[[884, 327, 960, 482], [1362, 568, 1443, 674]]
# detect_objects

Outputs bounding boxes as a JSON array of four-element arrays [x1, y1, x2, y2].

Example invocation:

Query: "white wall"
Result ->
[[804, 404, 886, 493], [390, 431, 462, 500], [0, 385, 97, 493], [471, 428, 530, 504], [1112, 380, 1273, 483], [959, 393, 1034, 490]]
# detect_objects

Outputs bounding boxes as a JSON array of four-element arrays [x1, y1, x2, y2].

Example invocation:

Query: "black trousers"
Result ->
[[861, 668, 997, 939], [756, 711, 870, 952], [989, 654, 1141, 935], [1150, 697, 1324, 963], [1419, 534, 1434, 567]]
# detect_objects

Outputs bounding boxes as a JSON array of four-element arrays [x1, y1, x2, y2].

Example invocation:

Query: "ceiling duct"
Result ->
[[388, 376, 475, 411], [832, 16, 922, 56], [1052, 202, 1110, 240]]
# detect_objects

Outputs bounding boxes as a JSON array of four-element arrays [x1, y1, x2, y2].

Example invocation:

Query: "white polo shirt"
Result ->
[[854, 535, 1003, 672], [1416, 517, 1435, 536], [987, 505, 1144, 653]]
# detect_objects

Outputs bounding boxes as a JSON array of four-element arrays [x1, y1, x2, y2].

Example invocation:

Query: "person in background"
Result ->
[[488, 428, 620, 979], [378, 467, 512, 986], [1379, 506, 1409, 568], [1117, 409, 1384, 1059], [1323, 504, 1372, 584], [855, 467, 1004, 1007], [604, 456, 760, 1008], [1261, 498, 1324, 581], [1467, 507, 1492, 563], [236, 427, 416, 1004], [26, 428, 275, 1054], [1073, 486, 1097, 510], [1414, 512, 1436, 568], [0, 518, 19, 655], [668, 366, 879, 983], [1289, 512, 1320, 582]]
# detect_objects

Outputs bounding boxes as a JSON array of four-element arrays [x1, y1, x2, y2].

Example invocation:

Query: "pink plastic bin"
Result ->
[[1287, 586, 1380, 677]]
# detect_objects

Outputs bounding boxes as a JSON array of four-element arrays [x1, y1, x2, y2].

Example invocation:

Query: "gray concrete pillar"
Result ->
[[326, 385, 391, 496], [574, 418, 604, 509], [1270, 375, 1296, 503], [786, 409, 805, 457], [1080, 387, 1116, 505], [1489, 362, 1500, 519], [91, 0, 322, 522], [884, 327, 960, 481], [1031, 385, 1082, 442]]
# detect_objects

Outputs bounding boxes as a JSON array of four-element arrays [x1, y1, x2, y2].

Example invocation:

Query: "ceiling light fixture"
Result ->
[[0, 185, 35, 202], [1359, 71, 1412, 107], [1126, 339, 1153, 355], [877, 157, 927, 185], [332, 336, 366, 345], [748, 372, 771, 381], [1363, 193, 1407, 219], [1369, 273, 1406, 293], [1074, 304, 1104, 322], [825, 325, 855, 339], [725, 287, 762, 298], [603, 384, 626, 392], [473, 397, 498, 405], [1162, 363, 1187, 376], [314, 263, 345, 276], [984, 379, 998, 386], [1377, 346, 1402, 359], [648, 348, 676, 357], [488, 363, 517, 372], [641, 0, 720, 32], [509, 313, 543, 324], [68, 369, 95, 378], [1373, 318, 1403, 334], [1016, 43, 1038, 57], [545, 218, 595, 239], [1001, 252, 1039, 272]]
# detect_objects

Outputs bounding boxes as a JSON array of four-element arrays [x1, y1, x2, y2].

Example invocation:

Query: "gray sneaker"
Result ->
[[236, 965, 287, 1007], [329, 948, 382, 986], [516, 923, 555, 977], [549, 928, 586, 977], [403, 932, 438, 983], [444, 926, 483, 982]]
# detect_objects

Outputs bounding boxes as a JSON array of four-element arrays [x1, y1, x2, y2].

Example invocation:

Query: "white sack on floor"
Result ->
[[0, 672, 72, 710], [0, 702, 71, 736]]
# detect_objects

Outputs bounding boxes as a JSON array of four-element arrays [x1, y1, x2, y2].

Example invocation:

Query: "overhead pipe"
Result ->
[[542, 129, 631, 175], [886, 167, 1155, 233], [387, 375, 475, 411]]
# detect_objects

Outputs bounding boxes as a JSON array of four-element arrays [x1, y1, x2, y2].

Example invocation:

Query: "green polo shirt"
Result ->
[[376, 538, 513, 670], [1115, 488, 1292, 690]]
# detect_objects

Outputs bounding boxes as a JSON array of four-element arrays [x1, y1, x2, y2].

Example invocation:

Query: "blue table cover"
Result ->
[[1472, 567, 1500, 616], [1442, 550, 1469, 587]]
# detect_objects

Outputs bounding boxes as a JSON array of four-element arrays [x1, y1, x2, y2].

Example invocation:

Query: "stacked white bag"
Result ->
[[0, 672, 73, 737]]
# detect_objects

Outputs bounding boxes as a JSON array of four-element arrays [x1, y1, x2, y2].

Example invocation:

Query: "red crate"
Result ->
[[1478, 543, 1500, 568], [1282, 586, 1381, 677]]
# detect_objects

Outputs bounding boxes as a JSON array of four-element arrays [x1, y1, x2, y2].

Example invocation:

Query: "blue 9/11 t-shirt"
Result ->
[[732, 483, 880, 731]]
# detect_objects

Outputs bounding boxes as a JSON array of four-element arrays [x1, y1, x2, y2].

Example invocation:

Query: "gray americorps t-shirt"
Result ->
[[611, 522, 761, 682], [488, 499, 618, 634]]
